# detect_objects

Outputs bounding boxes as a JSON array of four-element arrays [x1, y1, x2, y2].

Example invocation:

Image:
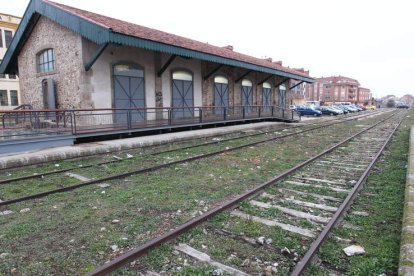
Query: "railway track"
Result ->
[[0, 110, 390, 207], [84, 110, 406, 275]]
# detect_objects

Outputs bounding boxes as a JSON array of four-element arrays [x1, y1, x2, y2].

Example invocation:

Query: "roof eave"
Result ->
[[109, 32, 314, 83]]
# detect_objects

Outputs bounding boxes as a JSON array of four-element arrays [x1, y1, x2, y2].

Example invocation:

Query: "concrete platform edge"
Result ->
[[399, 127, 414, 275], [0, 122, 284, 169]]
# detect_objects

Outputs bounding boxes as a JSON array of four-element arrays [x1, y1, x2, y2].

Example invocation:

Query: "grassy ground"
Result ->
[[0, 112, 395, 274]]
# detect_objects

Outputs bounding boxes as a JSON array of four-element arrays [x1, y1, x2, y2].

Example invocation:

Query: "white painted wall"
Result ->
[[83, 41, 156, 111], [161, 53, 202, 119]]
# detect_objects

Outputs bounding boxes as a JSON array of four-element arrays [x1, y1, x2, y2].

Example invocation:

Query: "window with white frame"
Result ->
[[0, 90, 8, 106], [4, 30, 12, 48], [10, 90, 18, 106]]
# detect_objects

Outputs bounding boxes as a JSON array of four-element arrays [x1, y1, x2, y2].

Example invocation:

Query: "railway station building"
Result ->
[[0, 0, 313, 126]]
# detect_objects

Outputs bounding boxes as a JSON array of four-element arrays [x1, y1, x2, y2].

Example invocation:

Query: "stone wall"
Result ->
[[18, 17, 83, 109]]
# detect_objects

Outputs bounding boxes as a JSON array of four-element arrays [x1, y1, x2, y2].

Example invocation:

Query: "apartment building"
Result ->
[[0, 13, 21, 110], [305, 75, 371, 105]]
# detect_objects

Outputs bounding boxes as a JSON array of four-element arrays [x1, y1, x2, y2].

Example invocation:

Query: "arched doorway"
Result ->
[[262, 82, 272, 113], [214, 75, 229, 115], [172, 70, 194, 118], [241, 79, 253, 114], [278, 84, 286, 109], [113, 64, 145, 122]]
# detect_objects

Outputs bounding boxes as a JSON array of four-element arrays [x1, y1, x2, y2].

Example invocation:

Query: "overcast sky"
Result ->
[[3, 0, 414, 98]]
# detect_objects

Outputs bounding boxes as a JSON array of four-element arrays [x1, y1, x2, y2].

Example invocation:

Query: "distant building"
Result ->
[[357, 87, 372, 105], [0, 13, 21, 110], [288, 68, 309, 106], [305, 75, 371, 105]]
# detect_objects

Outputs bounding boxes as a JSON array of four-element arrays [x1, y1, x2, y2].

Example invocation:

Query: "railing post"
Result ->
[[258, 106, 261, 118], [127, 110, 132, 129], [55, 111, 59, 129], [72, 110, 77, 135], [35, 112, 40, 129], [168, 109, 172, 125], [242, 107, 245, 119], [63, 111, 67, 128], [199, 108, 203, 123], [271, 106, 274, 117], [282, 108, 285, 119], [223, 107, 227, 121]]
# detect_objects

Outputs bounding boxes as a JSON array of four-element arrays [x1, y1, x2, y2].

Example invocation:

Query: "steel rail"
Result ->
[[86, 112, 400, 275], [0, 110, 382, 172], [291, 112, 405, 275], [0, 111, 384, 185], [0, 112, 392, 206]]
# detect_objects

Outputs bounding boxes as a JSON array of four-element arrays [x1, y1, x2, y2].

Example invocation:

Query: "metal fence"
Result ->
[[1, 106, 297, 140]]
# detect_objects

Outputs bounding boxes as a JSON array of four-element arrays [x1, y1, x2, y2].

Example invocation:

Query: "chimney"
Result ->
[[273, 60, 283, 66], [264, 57, 272, 62], [222, 45, 233, 51]]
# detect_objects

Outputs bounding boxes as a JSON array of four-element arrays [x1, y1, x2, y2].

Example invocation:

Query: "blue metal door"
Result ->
[[278, 85, 286, 109], [114, 64, 145, 123], [172, 71, 194, 119], [214, 76, 229, 115], [241, 79, 253, 114], [262, 83, 272, 113]]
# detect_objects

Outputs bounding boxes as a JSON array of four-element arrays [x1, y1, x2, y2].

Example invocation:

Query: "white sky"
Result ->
[[3, 0, 414, 98]]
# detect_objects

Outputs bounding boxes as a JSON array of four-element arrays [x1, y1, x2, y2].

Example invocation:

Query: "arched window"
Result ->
[[242, 79, 252, 87], [172, 70, 193, 118], [241, 79, 253, 113], [37, 49, 55, 73], [172, 71, 192, 81], [213, 75, 229, 114]]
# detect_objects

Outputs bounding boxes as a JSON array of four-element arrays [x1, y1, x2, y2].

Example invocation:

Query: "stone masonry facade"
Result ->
[[18, 17, 84, 109]]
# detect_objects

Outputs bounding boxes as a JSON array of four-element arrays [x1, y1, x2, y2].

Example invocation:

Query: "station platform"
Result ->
[[0, 121, 287, 170]]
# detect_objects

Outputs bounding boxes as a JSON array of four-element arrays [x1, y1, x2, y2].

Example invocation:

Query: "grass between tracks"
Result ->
[[0, 112, 392, 274], [311, 110, 414, 275]]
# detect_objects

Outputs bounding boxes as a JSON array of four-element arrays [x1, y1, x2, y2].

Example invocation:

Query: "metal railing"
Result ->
[[0, 105, 296, 140]]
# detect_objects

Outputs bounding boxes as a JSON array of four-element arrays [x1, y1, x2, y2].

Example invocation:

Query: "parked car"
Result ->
[[328, 105, 344, 114], [342, 105, 358, 113], [350, 104, 362, 111], [289, 105, 297, 110], [332, 105, 349, 114], [318, 106, 343, 116], [366, 105, 376, 110], [296, 106, 322, 116], [397, 104, 409, 109]]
